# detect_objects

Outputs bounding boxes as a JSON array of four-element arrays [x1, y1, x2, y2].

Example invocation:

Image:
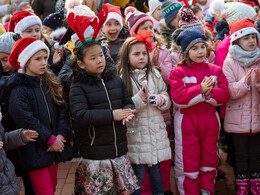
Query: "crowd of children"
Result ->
[[0, 0, 260, 194]]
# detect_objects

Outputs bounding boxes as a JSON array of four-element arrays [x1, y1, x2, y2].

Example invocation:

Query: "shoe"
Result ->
[[164, 190, 174, 195], [236, 179, 249, 195], [200, 189, 210, 195], [216, 167, 226, 180], [250, 179, 260, 195]]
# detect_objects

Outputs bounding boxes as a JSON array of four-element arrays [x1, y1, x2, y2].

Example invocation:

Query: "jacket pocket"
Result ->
[[225, 102, 242, 125]]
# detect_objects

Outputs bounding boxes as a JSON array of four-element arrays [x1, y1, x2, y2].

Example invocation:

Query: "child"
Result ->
[[158, 0, 182, 49], [117, 30, 172, 195], [103, 3, 128, 62], [7, 37, 72, 195], [67, 11, 139, 194], [147, 0, 163, 33], [223, 18, 260, 195], [169, 28, 229, 194], [0, 110, 38, 195]]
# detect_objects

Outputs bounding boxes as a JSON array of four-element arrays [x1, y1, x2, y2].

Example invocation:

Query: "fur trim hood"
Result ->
[[69, 61, 117, 85]]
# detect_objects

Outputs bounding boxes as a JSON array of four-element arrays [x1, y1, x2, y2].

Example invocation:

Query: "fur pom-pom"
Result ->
[[124, 6, 136, 17], [65, 0, 82, 10], [208, 0, 225, 16]]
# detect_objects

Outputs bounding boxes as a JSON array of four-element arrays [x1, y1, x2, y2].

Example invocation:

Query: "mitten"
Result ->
[[148, 94, 165, 106], [138, 80, 149, 102]]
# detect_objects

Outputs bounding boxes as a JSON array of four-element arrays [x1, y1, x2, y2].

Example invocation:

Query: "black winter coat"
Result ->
[[6, 73, 71, 172], [69, 64, 135, 160]]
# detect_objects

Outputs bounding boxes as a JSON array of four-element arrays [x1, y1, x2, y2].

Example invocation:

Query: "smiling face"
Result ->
[[188, 42, 207, 63], [22, 24, 41, 40], [238, 33, 258, 51], [152, 6, 163, 21], [0, 52, 15, 75], [103, 19, 121, 41], [25, 50, 48, 76], [77, 44, 106, 77], [128, 42, 148, 69]]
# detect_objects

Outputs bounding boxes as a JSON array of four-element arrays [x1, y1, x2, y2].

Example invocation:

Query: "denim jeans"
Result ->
[[131, 162, 164, 195]]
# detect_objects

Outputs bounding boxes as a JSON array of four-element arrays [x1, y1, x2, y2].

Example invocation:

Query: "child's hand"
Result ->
[[47, 136, 65, 152], [122, 109, 136, 125], [52, 47, 64, 64], [138, 80, 149, 102], [151, 46, 160, 66], [113, 108, 133, 121], [148, 94, 165, 107], [201, 77, 213, 94], [0, 141, 3, 149], [254, 68, 260, 83], [23, 130, 39, 142], [245, 69, 253, 86]]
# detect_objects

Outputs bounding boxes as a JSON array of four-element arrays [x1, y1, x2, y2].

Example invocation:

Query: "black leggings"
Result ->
[[233, 133, 260, 179]]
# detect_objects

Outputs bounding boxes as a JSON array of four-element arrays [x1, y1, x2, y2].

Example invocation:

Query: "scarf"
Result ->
[[229, 45, 260, 67]]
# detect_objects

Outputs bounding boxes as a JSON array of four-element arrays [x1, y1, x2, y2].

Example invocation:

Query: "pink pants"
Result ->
[[142, 126, 172, 194], [28, 164, 58, 195]]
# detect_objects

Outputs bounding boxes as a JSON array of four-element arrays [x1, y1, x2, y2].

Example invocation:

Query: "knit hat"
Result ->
[[159, 0, 182, 26], [0, 32, 21, 54], [176, 28, 207, 56], [103, 3, 123, 29], [179, 6, 205, 34], [8, 37, 50, 71], [125, 6, 154, 36], [229, 18, 260, 43], [0, 24, 6, 35], [43, 10, 65, 30], [8, 10, 42, 33], [149, 0, 162, 14], [209, 0, 256, 24]]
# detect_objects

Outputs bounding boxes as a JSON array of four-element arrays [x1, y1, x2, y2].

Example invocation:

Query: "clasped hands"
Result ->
[[201, 77, 213, 97], [47, 134, 66, 153]]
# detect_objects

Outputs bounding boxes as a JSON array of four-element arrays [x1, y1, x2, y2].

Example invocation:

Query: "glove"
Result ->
[[148, 94, 165, 107], [138, 80, 149, 102]]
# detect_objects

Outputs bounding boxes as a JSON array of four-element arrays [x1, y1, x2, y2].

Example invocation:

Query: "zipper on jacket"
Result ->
[[101, 79, 118, 157], [39, 77, 52, 127]]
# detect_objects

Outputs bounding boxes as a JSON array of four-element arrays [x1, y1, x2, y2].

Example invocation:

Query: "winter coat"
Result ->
[[31, 0, 56, 20], [69, 63, 135, 160], [107, 38, 126, 63], [223, 54, 260, 134], [126, 68, 172, 165], [6, 73, 71, 172], [0, 120, 28, 195], [159, 19, 175, 50]]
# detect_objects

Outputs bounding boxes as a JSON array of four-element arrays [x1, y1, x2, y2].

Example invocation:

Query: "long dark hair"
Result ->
[[116, 37, 153, 96]]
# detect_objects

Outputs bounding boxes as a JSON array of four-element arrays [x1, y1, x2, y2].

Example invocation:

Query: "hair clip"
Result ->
[[131, 30, 155, 52]]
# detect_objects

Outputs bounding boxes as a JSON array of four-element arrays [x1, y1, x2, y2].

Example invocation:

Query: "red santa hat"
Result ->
[[103, 3, 123, 29], [229, 18, 260, 43], [8, 10, 42, 33], [8, 37, 49, 71]]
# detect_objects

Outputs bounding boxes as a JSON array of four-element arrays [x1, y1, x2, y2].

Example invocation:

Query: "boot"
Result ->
[[236, 179, 249, 195], [200, 189, 210, 195], [250, 179, 260, 195]]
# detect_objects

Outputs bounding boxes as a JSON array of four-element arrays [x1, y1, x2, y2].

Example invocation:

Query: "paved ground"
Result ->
[[18, 149, 237, 195]]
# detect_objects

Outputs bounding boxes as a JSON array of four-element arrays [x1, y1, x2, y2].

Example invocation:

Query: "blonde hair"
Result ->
[[117, 37, 153, 96]]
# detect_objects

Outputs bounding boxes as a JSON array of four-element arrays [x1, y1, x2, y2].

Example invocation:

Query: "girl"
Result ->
[[0, 110, 38, 195], [117, 30, 172, 195], [223, 18, 260, 195], [169, 28, 229, 195], [7, 37, 72, 195], [67, 10, 139, 194]]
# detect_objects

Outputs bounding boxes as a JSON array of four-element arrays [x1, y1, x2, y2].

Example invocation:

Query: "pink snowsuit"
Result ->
[[169, 62, 229, 195]]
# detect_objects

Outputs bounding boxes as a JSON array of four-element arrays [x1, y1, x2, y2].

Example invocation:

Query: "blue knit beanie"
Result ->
[[176, 28, 207, 56], [159, 0, 182, 27]]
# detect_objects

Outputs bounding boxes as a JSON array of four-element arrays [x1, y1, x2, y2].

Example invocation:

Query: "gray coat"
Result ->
[[0, 120, 28, 195]]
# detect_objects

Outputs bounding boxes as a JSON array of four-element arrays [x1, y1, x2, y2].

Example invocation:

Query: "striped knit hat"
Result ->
[[179, 6, 205, 34]]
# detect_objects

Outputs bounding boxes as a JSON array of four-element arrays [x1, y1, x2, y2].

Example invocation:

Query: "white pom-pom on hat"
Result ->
[[208, 0, 225, 16], [65, 0, 82, 10]]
